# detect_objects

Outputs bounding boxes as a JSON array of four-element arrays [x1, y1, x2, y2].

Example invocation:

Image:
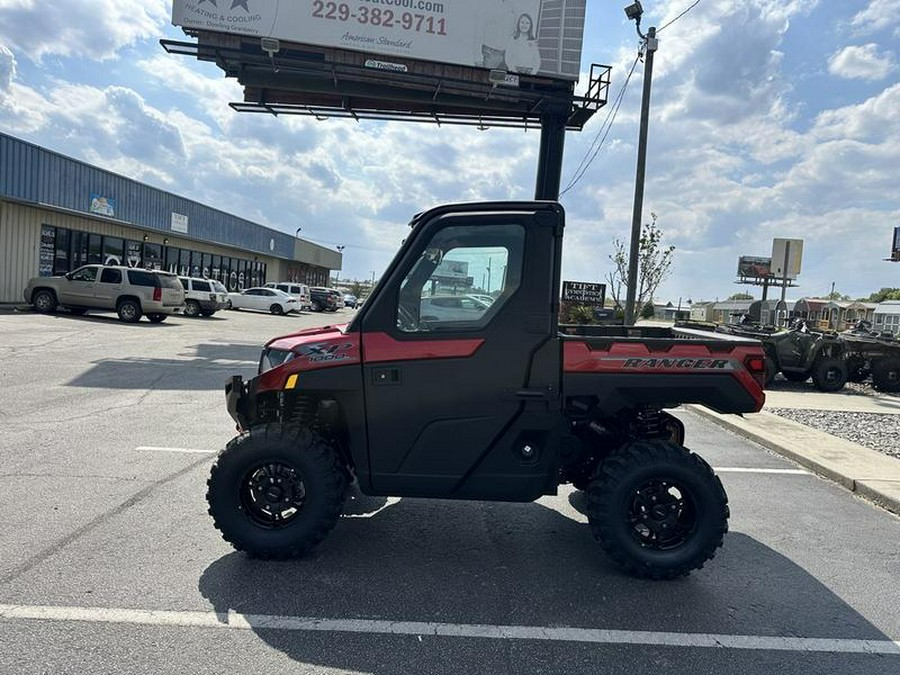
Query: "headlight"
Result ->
[[259, 348, 295, 374]]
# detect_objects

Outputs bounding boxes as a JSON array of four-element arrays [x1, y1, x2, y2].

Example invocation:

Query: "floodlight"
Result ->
[[624, 1, 643, 21], [260, 38, 280, 57]]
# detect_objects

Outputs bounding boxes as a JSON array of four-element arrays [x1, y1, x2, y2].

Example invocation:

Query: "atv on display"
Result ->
[[718, 320, 847, 392], [840, 326, 900, 392]]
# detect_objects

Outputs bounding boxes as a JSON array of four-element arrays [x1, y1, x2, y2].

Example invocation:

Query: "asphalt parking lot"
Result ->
[[0, 308, 898, 674]]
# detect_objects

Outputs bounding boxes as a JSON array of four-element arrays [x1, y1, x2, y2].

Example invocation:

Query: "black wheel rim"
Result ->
[[240, 461, 307, 529], [627, 478, 697, 550], [824, 367, 842, 384]]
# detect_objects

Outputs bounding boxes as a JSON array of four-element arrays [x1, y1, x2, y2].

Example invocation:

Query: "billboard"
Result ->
[[893, 226, 900, 261], [737, 256, 771, 279], [172, 0, 586, 81], [771, 238, 803, 279], [434, 259, 469, 280], [561, 280, 606, 306]]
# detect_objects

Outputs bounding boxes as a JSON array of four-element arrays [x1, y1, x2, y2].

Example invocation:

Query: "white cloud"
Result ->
[[0, 0, 169, 61], [828, 44, 896, 80], [0, 44, 14, 91], [850, 0, 900, 35]]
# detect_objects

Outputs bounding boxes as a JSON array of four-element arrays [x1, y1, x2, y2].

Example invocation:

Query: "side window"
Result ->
[[69, 266, 98, 282], [127, 270, 159, 287], [397, 223, 524, 333], [99, 268, 122, 284], [179, 278, 189, 290], [193, 280, 211, 292]]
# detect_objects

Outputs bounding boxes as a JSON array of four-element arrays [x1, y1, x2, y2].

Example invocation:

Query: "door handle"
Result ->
[[372, 367, 401, 386], [515, 388, 552, 401]]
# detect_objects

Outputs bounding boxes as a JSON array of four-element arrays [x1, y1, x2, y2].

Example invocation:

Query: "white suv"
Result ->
[[265, 282, 312, 310], [179, 277, 229, 318]]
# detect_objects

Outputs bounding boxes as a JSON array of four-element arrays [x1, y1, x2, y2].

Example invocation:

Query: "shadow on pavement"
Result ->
[[66, 342, 262, 390], [197, 497, 898, 674]]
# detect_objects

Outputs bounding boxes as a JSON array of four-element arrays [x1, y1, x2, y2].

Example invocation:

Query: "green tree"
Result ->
[[350, 281, 363, 298], [867, 288, 900, 302], [605, 213, 675, 320], [728, 292, 754, 301], [640, 302, 657, 319], [826, 290, 851, 301]]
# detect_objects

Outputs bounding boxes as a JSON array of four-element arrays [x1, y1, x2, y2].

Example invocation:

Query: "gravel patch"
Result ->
[[768, 408, 900, 459], [767, 378, 900, 399]]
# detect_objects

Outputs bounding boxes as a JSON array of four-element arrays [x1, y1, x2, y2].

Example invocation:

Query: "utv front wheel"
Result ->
[[587, 440, 729, 579], [207, 424, 348, 558]]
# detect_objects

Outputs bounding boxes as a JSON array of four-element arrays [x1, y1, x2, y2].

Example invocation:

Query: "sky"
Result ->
[[1, 0, 899, 303]]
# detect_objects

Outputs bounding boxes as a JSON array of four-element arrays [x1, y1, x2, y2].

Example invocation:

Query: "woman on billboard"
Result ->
[[506, 13, 542, 74]]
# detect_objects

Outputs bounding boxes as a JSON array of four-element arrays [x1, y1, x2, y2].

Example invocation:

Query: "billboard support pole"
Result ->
[[761, 277, 769, 301], [780, 241, 790, 302], [534, 109, 568, 200]]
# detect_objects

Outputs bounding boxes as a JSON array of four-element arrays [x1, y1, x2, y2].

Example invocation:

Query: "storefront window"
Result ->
[[165, 246, 179, 274], [70, 231, 89, 268], [211, 255, 221, 281], [144, 243, 163, 270], [202, 253, 212, 279], [53, 228, 71, 275], [190, 251, 202, 278], [104, 236, 123, 266], [125, 240, 143, 268], [179, 249, 190, 277], [88, 234, 103, 264]]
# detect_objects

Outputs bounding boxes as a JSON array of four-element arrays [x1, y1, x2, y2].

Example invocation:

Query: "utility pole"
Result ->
[[624, 7, 657, 326]]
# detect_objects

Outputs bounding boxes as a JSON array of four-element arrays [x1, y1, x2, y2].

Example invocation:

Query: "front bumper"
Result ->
[[225, 375, 251, 431]]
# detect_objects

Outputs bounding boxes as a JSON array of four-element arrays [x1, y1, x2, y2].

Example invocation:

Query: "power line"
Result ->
[[658, 0, 702, 33], [560, 52, 641, 196]]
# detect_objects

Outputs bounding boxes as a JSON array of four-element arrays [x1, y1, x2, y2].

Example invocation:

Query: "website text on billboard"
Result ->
[[359, 0, 445, 11], [313, 1, 446, 35]]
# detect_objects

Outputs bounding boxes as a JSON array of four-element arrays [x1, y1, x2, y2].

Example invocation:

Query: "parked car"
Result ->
[[179, 277, 229, 317], [343, 294, 358, 308], [420, 295, 491, 323], [468, 293, 496, 306], [24, 265, 185, 323], [227, 287, 299, 315], [310, 287, 340, 312], [265, 282, 312, 311]]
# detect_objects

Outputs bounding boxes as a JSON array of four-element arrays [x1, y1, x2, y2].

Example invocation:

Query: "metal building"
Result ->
[[0, 132, 342, 304]]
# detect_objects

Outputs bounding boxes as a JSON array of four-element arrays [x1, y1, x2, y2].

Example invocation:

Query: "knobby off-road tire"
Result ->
[[872, 358, 900, 393], [207, 424, 348, 559], [587, 440, 729, 580], [811, 357, 847, 392]]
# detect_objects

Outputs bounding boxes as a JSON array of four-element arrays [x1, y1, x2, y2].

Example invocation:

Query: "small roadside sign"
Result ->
[[562, 281, 606, 306]]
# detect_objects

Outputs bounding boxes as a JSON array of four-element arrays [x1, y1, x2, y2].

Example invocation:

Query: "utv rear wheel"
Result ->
[[207, 424, 348, 559], [32, 289, 58, 313], [587, 440, 729, 580], [872, 358, 900, 393], [811, 357, 847, 392]]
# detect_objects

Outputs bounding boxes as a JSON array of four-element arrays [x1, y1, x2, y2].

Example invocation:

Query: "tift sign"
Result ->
[[562, 281, 606, 306]]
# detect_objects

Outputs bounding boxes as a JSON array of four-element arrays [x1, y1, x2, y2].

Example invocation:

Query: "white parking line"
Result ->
[[0, 604, 897, 655], [135, 446, 216, 454]]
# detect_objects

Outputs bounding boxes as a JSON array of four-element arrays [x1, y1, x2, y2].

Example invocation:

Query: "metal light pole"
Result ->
[[624, 3, 658, 326]]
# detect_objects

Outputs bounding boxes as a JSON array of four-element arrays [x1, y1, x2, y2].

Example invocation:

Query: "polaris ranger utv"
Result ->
[[209, 202, 767, 579]]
